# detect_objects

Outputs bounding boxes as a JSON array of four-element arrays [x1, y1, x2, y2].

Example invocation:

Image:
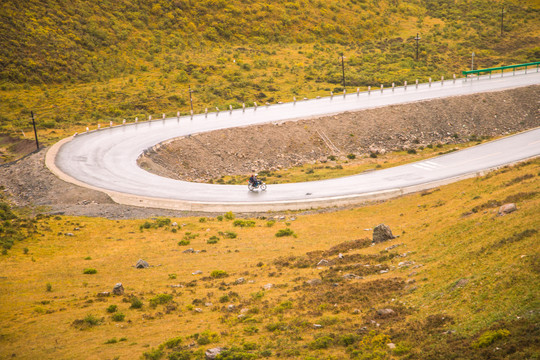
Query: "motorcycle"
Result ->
[[248, 180, 267, 192]]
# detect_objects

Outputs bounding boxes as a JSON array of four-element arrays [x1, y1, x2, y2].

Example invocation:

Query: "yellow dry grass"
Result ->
[[0, 159, 538, 359]]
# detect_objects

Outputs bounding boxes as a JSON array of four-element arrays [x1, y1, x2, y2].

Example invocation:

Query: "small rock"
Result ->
[[306, 278, 322, 285], [380, 269, 388, 274], [352, 309, 360, 314], [205, 302, 213, 307], [454, 278, 469, 289], [65, 233, 74, 237], [343, 273, 362, 280], [205, 347, 225, 360], [498, 203, 517, 216], [234, 277, 245, 284], [387, 343, 396, 349], [97, 292, 110, 297], [338, 253, 344, 259], [240, 308, 249, 314], [192, 270, 203, 275], [112, 283, 124, 295], [171, 222, 178, 227], [317, 259, 329, 266], [377, 308, 395, 316], [227, 304, 236, 311], [313, 324, 322, 329], [135, 259, 149, 269], [373, 224, 395, 243], [194, 308, 203, 313], [183, 248, 195, 254], [263, 283, 273, 290], [237, 314, 245, 319], [408, 271, 418, 277], [398, 261, 414, 268]]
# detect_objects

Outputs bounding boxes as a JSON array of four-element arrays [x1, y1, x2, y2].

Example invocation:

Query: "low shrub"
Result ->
[[211, 270, 228, 278], [178, 239, 190, 246], [207, 236, 219, 244], [472, 329, 510, 348], [130, 297, 143, 309], [233, 219, 256, 227], [224, 211, 235, 220], [196, 330, 219, 345], [111, 312, 125, 322], [149, 294, 173, 307], [275, 228, 295, 237], [347, 153, 356, 159], [83, 268, 97, 274], [106, 305, 118, 313]]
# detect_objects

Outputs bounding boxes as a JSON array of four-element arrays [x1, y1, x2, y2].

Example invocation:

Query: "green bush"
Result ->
[[149, 294, 173, 307], [142, 348, 163, 360], [106, 305, 118, 313], [161, 336, 182, 349], [111, 312, 125, 321], [196, 330, 219, 345], [45, 282, 52, 292], [266, 220, 275, 227], [472, 329, 510, 348], [224, 211, 235, 220], [178, 239, 190, 246], [217, 215, 223, 221], [83, 268, 97, 274], [130, 297, 143, 309], [210, 270, 228, 278], [275, 228, 295, 237], [347, 153, 356, 159], [207, 236, 219, 244], [233, 219, 256, 227], [309, 335, 334, 349]]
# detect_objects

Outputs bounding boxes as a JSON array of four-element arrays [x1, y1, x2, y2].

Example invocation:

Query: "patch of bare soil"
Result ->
[[0, 134, 38, 164], [139, 86, 540, 182], [0, 86, 538, 219]]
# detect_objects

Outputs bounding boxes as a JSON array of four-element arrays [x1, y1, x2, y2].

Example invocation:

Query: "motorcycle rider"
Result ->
[[249, 173, 259, 187]]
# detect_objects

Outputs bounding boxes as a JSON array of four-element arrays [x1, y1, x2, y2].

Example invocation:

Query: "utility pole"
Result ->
[[500, 6, 505, 37], [188, 85, 193, 113], [30, 111, 39, 150], [340, 54, 346, 88], [471, 52, 475, 71], [414, 33, 421, 61]]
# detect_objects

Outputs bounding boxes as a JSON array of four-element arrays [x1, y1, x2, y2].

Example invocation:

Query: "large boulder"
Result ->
[[112, 283, 124, 295], [373, 224, 395, 243], [135, 259, 149, 269], [205, 347, 225, 359], [498, 203, 517, 216]]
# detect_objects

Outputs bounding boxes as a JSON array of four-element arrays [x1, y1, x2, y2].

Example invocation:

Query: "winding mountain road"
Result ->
[[46, 70, 540, 212]]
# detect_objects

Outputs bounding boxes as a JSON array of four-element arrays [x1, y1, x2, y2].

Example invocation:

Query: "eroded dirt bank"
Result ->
[[139, 86, 540, 182]]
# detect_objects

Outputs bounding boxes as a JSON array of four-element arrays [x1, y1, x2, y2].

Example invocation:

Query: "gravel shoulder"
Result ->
[[1, 85, 538, 219]]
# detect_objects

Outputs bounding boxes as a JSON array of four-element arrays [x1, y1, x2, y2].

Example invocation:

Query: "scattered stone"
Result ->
[[498, 203, 517, 216], [97, 292, 110, 297], [65, 233, 74, 237], [237, 314, 245, 319], [205, 347, 225, 360], [317, 259, 329, 266], [387, 343, 396, 349], [194, 308, 203, 313], [306, 278, 322, 285], [380, 269, 389, 274], [171, 284, 184, 288], [240, 308, 249, 314], [454, 278, 469, 289], [263, 283, 273, 290], [352, 309, 360, 314], [205, 302, 213, 307], [408, 271, 418, 277], [171, 222, 178, 227], [192, 270, 203, 275], [135, 259, 149, 269], [398, 261, 414, 268], [373, 224, 395, 243], [234, 277, 245, 284], [183, 248, 195, 254], [338, 253, 344, 259], [313, 324, 322, 329], [377, 308, 395, 316], [112, 283, 124, 295], [343, 273, 362, 280], [443, 329, 456, 335]]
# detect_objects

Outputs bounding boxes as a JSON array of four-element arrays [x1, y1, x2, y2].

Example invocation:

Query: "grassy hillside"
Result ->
[[0, 159, 538, 359], [0, 0, 539, 145]]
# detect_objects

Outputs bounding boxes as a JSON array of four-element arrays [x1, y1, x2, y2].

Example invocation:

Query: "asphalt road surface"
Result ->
[[48, 70, 540, 211]]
